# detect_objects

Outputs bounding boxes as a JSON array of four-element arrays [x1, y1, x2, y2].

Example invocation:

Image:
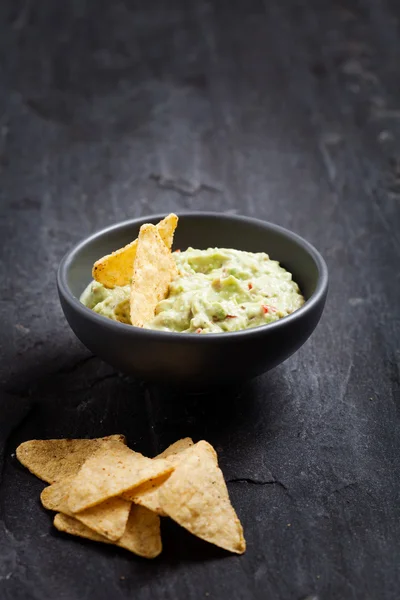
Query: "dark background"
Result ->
[[1, 1, 399, 599]]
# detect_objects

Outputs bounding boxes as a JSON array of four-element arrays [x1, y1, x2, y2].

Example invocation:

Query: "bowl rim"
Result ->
[[57, 211, 328, 343]]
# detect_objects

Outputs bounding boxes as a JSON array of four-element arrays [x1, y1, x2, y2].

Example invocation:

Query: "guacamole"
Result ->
[[80, 247, 305, 333]]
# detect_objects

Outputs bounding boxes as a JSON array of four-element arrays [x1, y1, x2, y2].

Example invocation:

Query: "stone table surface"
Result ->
[[0, 1, 399, 599]]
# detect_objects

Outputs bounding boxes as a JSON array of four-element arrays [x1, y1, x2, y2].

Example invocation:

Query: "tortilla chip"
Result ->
[[54, 513, 106, 543], [155, 438, 194, 460], [41, 478, 131, 541], [130, 224, 178, 327], [120, 504, 162, 558], [16, 435, 126, 484], [54, 505, 162, 558], [158, 441, 246, 554], [68, 440, 174, 513], [122, 475, 170, 515], [122, 438, 194, 515], [92, 214, 178, 289], [157, 213, 179, 253]]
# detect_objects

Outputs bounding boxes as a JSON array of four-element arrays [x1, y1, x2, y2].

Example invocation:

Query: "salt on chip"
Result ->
[[92, 214, 178, 289], [54, 505, 161, 558], [68, 440, 174, 513], [122, 438, 194, 515], [16, 434, 126, 484], [41, 477, 131, 541], [158, 441, 246, 554], [130, 224, 178, 327]]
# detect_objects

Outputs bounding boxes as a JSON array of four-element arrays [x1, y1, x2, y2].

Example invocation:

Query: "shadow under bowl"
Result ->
[[57, 212, 328, 387]]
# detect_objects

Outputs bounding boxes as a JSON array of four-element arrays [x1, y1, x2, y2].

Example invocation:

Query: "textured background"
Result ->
[[0, 1, 399, 599]]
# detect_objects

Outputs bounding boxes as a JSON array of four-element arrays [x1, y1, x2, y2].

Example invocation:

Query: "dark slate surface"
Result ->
[[1, 0, 400, 598]]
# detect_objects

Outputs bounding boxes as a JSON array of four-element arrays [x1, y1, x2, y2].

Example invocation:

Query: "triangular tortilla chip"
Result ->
[[92, 214, 178, 288], [41, 477, 131, 541], [155, 437, 194, 460], [158, 441, 246, 554], [130, 224, 178, 327], [16, 435, 126, 484], [122, 473, 170, 515], [54, 504, 161, 558], [54, 512, 106, 543], [122, 438, 194, 515], [68, 440, 174, 513]]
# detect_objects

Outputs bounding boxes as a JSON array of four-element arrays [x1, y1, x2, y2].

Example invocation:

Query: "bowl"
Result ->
[[57, 212, 328, 387]]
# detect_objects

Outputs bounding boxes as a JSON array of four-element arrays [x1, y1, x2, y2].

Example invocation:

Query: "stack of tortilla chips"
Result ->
[[16, 436, 246, 558], [92, 213, 179, 327]]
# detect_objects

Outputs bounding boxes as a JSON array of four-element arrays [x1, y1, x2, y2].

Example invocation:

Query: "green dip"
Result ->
[[80, 247, 305, 333]]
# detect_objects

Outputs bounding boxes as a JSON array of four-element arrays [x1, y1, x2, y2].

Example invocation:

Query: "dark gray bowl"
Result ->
[[57, 212, 328, 387]]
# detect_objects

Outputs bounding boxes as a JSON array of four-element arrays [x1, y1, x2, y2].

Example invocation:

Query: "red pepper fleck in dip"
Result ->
[[262, 304, 277, 314]]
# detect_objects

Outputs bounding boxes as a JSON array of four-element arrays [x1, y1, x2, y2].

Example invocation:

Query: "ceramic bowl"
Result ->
[[57, 212, 328, 387]]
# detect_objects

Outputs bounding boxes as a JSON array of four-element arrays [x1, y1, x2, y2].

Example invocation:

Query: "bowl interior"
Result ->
[[66, 214, 321, 302]]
